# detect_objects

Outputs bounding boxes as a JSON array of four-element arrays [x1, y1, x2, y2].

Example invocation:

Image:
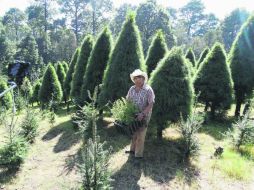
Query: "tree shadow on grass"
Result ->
[[198, 116, 235, 141], [0, 167, 19, 185], [42, 120, 80, 153], [112, 138, 199, 189]]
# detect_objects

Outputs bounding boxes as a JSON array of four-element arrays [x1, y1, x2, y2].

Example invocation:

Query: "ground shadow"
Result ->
[[0, 167, 19, 184], [112, 138, 199, 189], [42, 120, 80, 153], [198, 116, 235, 141]]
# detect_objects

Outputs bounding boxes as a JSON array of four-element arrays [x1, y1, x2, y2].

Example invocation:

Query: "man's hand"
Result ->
[[137, 113, 144, 121]]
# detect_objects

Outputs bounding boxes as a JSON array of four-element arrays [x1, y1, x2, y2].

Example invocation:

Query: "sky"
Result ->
[[0, 0, 254, 19]]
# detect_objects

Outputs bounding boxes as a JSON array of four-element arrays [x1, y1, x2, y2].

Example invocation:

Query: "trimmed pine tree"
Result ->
[[229, 15, 254, 116], [145, 30, 168, 77], [31, 80, 41, 105], [20, 77, 33, 102], [195, 43, 233, 118], [81, 28, 113, 103], [39, 64, 63, 105], [197, 48, 209, 69], [56, 63, 66, 102], [0, 78, 12, 110], [71, 35, 93, 105], [62, 61, 69, 73], [64, 48, 80, 101], [149, 47, 194, 139], [185, 48, 196, 67], [98, 14, 146, 107]]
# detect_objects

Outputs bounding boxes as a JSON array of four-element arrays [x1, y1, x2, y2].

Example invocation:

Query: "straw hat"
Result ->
[[130, 69, 148, 83]]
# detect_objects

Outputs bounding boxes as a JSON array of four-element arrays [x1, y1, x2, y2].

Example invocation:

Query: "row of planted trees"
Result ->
[[2, 13, 253, 141]]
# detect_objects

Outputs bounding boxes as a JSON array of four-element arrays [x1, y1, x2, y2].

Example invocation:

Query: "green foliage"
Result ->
[[64, 48, 80, 101], [15, 34, 39, 65], [31, 80, 42, 104], [15, 93, 27, 112], [225, 110, 254, 150], [20, 77, 33, 102], [62, 61, 69, 73], [98, 14, 146, 107], [149, 47, 194, 138], [79, 139, 112, 190], [195, 43, 233, 117], [111, 98, 139, 125], [136, 0, 176, 52], [221, 8, 249, 50], [48, 111, 56, 127], [39, 63, 63, 104], [178, 113, 203, 160], [81, 28, 112, 102], [78, 86, 112, 190], [0, 78, 12, 110], [229, 15, 254, 116], [56, 62, 66, 92], [71, 35, 93, 105], [0, 136, 28, 168], [20, 109, 39, 143], [196, 47, 209, 69], [145, 30, 168, 77], [185, 48, 196, 67]]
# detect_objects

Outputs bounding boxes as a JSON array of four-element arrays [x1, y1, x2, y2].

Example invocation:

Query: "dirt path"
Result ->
[[2, 114, 81, 190]]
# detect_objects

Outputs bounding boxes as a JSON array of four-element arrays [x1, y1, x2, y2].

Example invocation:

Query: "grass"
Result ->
[[1, 104, 254, 189], [212, 148, 253, 180]]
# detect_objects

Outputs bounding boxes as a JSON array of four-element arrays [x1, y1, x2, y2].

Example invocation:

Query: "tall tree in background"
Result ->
[[64, 48, 80, 102], [195, 43, 233, 118], [58, 0, 89, 42], [145, 30, 167, 77], [136, 0, 175, 53], [110, 3, 136, 37], [2, 8, 26, 41], [221, 8, 249, 51], [0, 24, 13, 75], [39, 63, 63, 105], [98, 14, 146, 107], [26, 5, 45, 38], [81, 27, 112, 102], [185, 48, 196, 67], [71, 35, 93, 105], [229, 15, 254, 116]]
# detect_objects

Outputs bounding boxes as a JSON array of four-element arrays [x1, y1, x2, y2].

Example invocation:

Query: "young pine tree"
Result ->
[[197, 47, 209, 69], [145, 30, 168, 77], [149, 47, 194, 139], [229, 15, 254, 116], [64, 48, 80, 101], [98, 13, 146, 107], [185, 48, 196, 67], [71, 36, 93, 105], [0, 78, 12, 110], [39, 64, 63, 105], [56, 63, 66, 102], [62, 61, 69, 73], [194, 43, 233, 118], [81, 28, 113, 103]]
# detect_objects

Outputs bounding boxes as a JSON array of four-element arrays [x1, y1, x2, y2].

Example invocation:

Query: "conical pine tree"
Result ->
[[149, 47, 194, 139], [0, 78, 12, 110], [71, 35, 93, 105], [145, 30, 167, 77], [229, 15, 254, 116], [98, 14, 146, 107], [64, 48, 80, 101], [195, 43, 233, 118], [62, 61, 69, 73], [197, 47, 209, 69], [56, 63, 66, 91], [39, 64, 63, 104], [185, 48, 196, 67], [81, 28, 113, 103]]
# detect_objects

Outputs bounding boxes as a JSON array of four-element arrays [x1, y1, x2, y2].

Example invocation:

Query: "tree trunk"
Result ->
[[92, 10, 96, 36], [74, 6, 78, 42], [210, 103, 215, 120], [235, 97, 242, 117], [157, 125, 163, 140]]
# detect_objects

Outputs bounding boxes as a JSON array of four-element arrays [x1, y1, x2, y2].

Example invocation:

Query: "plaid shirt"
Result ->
[[126, 84, 155, 124]]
